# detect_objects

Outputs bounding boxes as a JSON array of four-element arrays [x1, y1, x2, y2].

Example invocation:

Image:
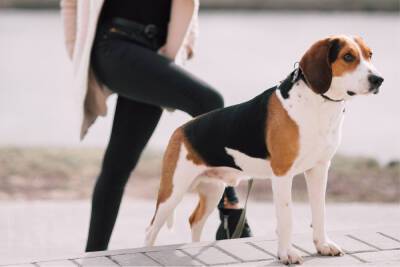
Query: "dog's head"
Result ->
[[299, 35, 383, 100]]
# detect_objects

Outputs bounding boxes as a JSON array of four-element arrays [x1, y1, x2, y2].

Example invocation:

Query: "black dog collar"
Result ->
[[320, 93, 344, 102], [277, 68, 305, 99], [278, 67, 344, 103]]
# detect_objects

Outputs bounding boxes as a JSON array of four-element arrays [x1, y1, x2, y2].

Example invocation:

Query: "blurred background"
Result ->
[[0, 0, 399, 265]]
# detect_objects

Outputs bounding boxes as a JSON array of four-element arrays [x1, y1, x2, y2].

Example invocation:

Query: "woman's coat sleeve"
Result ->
[[60, 0, 77, 60]]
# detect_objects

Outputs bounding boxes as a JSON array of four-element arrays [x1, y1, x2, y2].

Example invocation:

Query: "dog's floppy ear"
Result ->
[[300, 38, 341, 94]]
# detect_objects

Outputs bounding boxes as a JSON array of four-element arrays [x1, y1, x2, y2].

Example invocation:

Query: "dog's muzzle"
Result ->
[[368, 74, 384, 94]]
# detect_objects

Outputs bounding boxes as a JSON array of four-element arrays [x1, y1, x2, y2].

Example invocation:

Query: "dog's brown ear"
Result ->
[[300, 38, 341, 94]]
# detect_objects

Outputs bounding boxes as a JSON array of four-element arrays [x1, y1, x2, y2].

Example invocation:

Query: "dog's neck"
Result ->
[[277, 80, 346, 139], [278, 68, 346, 104], [279, 79, 346, 117]]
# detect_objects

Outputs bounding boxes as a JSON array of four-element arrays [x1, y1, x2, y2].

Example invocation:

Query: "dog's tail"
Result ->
[[149, 128, 183, 229]]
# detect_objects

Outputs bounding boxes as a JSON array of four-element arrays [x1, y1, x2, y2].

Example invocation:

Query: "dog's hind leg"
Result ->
[[146, 189, 186, 246], [189, 178, 226, 242], [189, 167, 245, 242], [145, 164, 202, 246], [145, 129, 206, 246]]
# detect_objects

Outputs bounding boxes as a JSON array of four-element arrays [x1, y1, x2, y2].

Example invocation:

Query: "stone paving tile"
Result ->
[[183, 246, 239, 265], [146, 249, 202, 266], [349, 232, 400, 250], [356, 250, 400, 263], [111, 253, 161, 266], [5, 228, 400, 267], [250, 240, 309, 258], [178, 240, 215, 249], [292, 233, 377, 255], [302, 255, 362, 266], [74, 257, 118, 266], [330, 233, 379, 253], [291, 235, 317, 255], [79, 243, 185, 258], [378, 230, 400, 243], [235, 260, 281, 266], [37, 260, 76, 267], [363, 263, 399, 266], [215, 240, 273, 262], [1, 265, 37, 267]]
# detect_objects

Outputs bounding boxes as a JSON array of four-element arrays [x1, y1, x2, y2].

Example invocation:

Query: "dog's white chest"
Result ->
[[281, 84, 345, 171]]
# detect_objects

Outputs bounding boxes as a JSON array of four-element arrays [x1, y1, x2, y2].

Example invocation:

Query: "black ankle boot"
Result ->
[[216, 207, 252, 240]]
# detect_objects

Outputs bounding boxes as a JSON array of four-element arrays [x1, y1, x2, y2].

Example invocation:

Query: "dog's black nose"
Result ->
[[368, 74, 384, 88]]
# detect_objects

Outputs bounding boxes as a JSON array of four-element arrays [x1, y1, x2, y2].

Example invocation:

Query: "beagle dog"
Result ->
[[145, 35, 383, 264]]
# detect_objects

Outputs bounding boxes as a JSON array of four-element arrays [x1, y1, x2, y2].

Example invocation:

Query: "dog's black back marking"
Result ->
[[183, 87, 276, 170]]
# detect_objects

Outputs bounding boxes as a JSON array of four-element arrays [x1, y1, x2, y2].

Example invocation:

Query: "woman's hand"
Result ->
[[158, 44, 193, 61], [185, 44, 194, 60], [157, 45, 168, 57]]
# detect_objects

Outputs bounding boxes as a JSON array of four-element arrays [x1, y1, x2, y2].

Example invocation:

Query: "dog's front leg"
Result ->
[[305, 161, 343, 256], [272, 176, 303, 265]]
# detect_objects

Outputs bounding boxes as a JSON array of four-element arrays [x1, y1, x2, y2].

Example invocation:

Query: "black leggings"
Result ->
[[85, 24, 239, 251]]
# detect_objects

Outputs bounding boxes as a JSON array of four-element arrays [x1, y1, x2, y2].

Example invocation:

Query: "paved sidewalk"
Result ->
[[3, 227, 399, 266], [2, 200, 399, 264]]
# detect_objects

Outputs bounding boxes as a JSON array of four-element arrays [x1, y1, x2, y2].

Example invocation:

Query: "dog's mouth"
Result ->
[[347, 88, 380, 96], [370, 87, 380, 95], [347, 91, 356, 96]]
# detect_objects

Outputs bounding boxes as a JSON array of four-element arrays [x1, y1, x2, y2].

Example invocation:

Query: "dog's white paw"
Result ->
[[278, 247, 304, 265], [314, 239, 344, 256]]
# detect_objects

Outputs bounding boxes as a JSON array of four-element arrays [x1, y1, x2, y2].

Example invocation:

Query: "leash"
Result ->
[[230, 178, 254, 239]]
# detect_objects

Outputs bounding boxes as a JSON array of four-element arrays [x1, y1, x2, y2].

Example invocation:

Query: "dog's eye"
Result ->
[[369, 51, 373, 58], [343, 53, 355, 62]]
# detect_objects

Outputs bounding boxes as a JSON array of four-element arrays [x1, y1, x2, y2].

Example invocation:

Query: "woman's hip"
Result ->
[[93, 17, 166, 52]]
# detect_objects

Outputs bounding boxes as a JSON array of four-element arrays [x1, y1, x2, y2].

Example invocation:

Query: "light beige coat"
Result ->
[[60, 0, 199, 140]]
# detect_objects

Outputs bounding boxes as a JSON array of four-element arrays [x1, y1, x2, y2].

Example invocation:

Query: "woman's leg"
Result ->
[[86, 96, 162, 251], [92, 39, 223, 117]]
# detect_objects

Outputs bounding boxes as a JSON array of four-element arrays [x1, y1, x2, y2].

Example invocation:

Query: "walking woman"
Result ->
[[60, 0, 252, 251]]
